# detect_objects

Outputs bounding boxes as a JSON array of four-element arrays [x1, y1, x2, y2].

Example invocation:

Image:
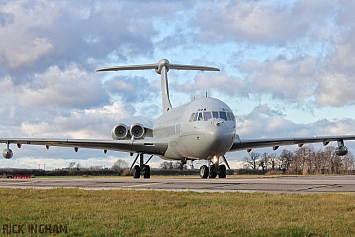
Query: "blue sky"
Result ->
[[0, 0, 354, 170]]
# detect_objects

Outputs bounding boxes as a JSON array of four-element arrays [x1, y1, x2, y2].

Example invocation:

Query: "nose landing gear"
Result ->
[[199, 156, 229, 179]]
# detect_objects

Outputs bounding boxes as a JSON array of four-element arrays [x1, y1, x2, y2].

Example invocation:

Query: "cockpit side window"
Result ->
[[203, 111, 212, 121], [220, 111, 227, 120], [193, 112, 198, 121], [189, 113, 195, 122], [212, 111, 218, 118], [229, 112, 235, 121]]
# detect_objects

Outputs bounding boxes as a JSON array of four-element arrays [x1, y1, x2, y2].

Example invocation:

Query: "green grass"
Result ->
[[0, 188, 354, 236]]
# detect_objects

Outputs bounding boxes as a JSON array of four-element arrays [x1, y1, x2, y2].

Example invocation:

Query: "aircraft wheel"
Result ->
[[209, 165, 217, 178], [143, 165, 150, 179], [200, 165, 209, 179], [133, 165, 140, 179], [218, 165, 226, 178]]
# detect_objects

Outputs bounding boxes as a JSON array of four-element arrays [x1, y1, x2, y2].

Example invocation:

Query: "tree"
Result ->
[[160, 161, 174, 169], [342, 151, 355, 174], [279, 149, 293, 172], [243, 152, 260, 170], [112, 159, 128, 172], [259, 152, 269, 173], [172, 161, 187, 170], [68, 162, 76, 169]]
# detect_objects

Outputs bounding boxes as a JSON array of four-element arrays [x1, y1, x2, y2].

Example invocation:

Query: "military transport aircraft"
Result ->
[[1, 59, 355, 179]]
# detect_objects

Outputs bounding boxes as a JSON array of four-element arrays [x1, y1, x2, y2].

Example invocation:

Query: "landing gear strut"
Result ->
[[130, 153, 152, 179], [199, 156, 228, 179]]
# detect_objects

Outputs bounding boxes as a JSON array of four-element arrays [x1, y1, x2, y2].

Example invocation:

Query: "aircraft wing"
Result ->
[[0, 138, 168, 156], [229, 135, 355, 152]]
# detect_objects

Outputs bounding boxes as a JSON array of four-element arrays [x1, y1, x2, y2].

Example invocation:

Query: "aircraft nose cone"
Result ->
[[204, 122, 234, 156]]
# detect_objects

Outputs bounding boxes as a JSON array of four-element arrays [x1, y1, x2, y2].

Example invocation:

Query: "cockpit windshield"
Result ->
[[189, 111, 235, 122]]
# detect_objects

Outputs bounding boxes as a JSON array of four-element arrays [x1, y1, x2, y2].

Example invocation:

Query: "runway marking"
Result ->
[[120, 182, 165, 188]]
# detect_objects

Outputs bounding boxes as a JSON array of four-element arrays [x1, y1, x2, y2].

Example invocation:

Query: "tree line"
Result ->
[[242, 145, 355, 175]]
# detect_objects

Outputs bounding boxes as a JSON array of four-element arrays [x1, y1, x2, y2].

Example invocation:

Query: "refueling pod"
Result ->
[[335, 146, 348, 156], [2, 148, 13, 159]]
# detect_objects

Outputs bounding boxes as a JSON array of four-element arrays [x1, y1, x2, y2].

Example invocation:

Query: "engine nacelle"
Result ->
[[111, 123, 130, 140], [335, 146, 348, 156], [130, 123, 145, 139], [2, 148, 13, 159]]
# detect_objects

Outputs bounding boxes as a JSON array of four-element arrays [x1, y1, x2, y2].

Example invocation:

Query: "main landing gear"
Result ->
[[130, 153, 153, 179], [199, 156, 229, 179]]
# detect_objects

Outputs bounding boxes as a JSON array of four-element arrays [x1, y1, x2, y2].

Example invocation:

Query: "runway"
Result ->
[[1, 175, 355, 194]]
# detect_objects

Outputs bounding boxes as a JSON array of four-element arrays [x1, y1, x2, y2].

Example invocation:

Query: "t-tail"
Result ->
[[97, 59, 220, 113]]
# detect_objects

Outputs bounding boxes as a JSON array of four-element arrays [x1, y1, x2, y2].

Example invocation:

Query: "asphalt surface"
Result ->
[[1, 175, 355, 194]]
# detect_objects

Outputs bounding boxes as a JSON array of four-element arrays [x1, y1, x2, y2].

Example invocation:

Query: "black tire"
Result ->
[[218, 165, 226, 178], [133, 165, 140, 179], [209, 165, 217, 178], [143, 165, 150, 179], [200, 165, 209, 179]]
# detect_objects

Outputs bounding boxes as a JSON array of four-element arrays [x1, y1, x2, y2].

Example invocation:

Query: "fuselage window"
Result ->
[[189, 113, 195, 122], [198, 112, 203, 121], [220, 111, 227, 120], [203, 111, 212, 121], [212, 111, 219, 118]]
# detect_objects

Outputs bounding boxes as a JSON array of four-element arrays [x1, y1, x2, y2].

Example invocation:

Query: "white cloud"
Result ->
[[0, 1, 61, 67]]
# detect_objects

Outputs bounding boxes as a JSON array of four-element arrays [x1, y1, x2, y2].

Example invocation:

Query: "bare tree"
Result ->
[[160, 161, 174, 169], [342, 151, 355, 174], [68, 162, 76, 169], [112, 159, 128, 172], [279, 149, 293, 172], [243, 152, 260, 170]]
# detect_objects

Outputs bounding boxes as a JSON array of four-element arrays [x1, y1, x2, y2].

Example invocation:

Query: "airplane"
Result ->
[[1, 58, 355, 179]]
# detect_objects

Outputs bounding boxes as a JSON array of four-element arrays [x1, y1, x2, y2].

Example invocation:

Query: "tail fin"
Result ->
[[97, 59, 220, 113]]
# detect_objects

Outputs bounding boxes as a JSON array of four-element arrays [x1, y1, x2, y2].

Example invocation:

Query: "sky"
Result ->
[[0, 0, 355, 170]]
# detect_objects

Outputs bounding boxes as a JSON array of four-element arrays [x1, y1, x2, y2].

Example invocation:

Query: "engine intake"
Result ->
[[131, 123, 145, 139], [2, 148, 13, 159], [112, 124, 130, 140], [335, 146, 348, 156]]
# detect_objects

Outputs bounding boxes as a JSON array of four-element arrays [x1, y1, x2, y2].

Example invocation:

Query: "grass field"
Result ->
[[0, 188, 355, 236]]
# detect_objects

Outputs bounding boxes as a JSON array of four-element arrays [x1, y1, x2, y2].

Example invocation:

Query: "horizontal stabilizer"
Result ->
[[96, 64, 157, 72], [96, 59, 220, 72]]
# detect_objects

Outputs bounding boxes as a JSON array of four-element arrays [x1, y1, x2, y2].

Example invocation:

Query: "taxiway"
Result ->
[[1, 175, 355, 194]]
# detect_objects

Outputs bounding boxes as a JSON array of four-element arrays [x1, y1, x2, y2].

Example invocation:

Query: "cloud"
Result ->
[[236, 104, 355, 141], [193, 0, 338, 45], [104, 76, 159, 103], [0, 1, 59, 68], [1, 63, 108, 110], [18, 101, 131, 139]]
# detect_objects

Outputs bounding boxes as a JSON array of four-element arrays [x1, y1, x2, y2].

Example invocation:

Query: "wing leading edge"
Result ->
[[230, 135, 355, 152], [0, 138, 168, 156]]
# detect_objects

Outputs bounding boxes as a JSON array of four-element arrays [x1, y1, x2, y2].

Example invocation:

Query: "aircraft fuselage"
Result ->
[[153, 97, 236, 161]]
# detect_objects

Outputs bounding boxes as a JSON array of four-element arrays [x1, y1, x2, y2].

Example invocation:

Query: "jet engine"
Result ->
[[112, 123, 130, 140], [335, 146, 348, 156], [130, 123, 145, 139], [2, 148, 13, 159]]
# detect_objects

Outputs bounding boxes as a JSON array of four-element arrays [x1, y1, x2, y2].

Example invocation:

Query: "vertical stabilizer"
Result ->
[[157, 60, 172, 112], [97, 59, 219, 113]]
